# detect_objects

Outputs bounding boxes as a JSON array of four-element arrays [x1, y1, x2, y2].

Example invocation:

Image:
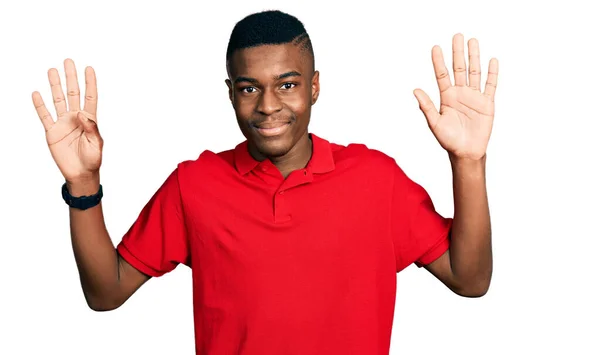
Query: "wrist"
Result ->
[[66, 174, 100, 197], [449, 154, 486, 178]]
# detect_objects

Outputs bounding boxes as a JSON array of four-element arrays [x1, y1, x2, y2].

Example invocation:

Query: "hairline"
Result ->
[[226, 36, 315, 78]]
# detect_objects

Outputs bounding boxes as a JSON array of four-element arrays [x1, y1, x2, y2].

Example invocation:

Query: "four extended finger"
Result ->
[[48, 68, 67, 117], [83, 66, 98, 116], [32, 91, 54, 131], [64, 59, 81, 111]]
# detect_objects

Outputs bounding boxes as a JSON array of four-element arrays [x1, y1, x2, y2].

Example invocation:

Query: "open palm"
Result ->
[[32, 59, 103, 183], [414, 34, 499, 160]]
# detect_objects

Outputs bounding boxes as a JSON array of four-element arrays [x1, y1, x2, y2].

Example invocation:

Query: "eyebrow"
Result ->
[[234, 71, 302, 85]]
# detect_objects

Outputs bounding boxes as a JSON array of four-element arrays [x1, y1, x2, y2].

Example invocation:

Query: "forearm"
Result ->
[[448, 154, 493, 294], [68, 177, 122, 310]]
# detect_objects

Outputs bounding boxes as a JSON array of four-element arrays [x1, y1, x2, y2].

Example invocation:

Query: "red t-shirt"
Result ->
[[116, 133, 452, 354]]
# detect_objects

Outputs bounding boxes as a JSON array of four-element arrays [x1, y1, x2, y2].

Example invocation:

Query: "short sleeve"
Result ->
[[116, 166, 189, 277], [391, 163, 452, 272]]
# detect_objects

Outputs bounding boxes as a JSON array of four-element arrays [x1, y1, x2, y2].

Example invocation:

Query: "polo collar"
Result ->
[[234, 133, 335, 176]]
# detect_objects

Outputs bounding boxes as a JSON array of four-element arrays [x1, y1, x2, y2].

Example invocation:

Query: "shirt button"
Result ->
[[260, 166, 268, 172], [279, 191, 284, 195]]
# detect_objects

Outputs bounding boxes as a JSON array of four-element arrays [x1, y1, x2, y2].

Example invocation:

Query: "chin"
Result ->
[[254, 137, 294, 158]]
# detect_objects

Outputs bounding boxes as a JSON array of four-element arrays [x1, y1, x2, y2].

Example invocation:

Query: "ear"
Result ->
[[311, 70, 320, 105], [225, 79, 234, 104]]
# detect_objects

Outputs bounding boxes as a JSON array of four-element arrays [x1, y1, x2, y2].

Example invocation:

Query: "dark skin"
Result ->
[[425, 156, 492, 297], [31, 43, 322, 312], [225, 42, 320, 178], [34, 37, 492, 312], [223, 40, 493, 297]]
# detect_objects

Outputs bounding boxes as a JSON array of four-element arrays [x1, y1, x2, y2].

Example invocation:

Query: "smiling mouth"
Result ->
[[253, 121, 291, 137]]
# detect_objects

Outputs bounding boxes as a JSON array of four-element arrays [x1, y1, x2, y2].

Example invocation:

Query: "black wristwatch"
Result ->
[[61, 182, 103, 210]]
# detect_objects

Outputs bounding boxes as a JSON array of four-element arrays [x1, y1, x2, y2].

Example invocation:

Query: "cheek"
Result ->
[[283, 92, 310, 116], [233, 98, 255, 118]]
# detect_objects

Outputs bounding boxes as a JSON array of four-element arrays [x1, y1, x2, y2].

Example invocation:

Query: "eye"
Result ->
[[281, 82, 296, 90], [241, 87, 257, 93]]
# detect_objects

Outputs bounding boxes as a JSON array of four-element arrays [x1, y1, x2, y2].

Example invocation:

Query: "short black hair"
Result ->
[[226, 10, 314, 71]]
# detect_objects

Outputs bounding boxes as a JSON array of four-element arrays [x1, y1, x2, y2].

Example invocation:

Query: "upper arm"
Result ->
[[423, 249, 459, 293], [387, 162, 459, 293], [115, 166, 190, 298], [389, 161, 452, 273], [114, 253, 152, 305]]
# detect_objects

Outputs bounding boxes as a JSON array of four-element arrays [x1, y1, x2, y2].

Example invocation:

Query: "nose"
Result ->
[[256, 89, 282, 116]]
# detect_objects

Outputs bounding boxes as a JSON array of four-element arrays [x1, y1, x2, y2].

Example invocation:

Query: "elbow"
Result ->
[[88, 303, 120, 312], [450, 260, 493, 298], [452, 275, 492, 298], [85, 294, 123, 312], [456, 285, 489, 298]]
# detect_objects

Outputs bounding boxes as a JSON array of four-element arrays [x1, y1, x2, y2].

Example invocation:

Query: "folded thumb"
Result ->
[[77, 111, 102, 147], [78, 111, 98, 133]]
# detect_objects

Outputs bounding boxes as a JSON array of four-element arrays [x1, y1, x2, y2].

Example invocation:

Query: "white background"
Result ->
[[1, 0, 599, 354]]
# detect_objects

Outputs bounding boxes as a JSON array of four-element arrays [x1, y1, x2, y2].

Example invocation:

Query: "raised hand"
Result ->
[[414, 34, 499, 160], [32, 59, 103, 190]]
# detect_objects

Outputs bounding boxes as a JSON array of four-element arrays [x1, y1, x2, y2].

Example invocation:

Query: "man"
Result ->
[[32, 9, 498, 355]]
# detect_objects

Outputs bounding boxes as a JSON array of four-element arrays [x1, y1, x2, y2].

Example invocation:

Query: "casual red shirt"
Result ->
[[116, 133, 452, 354]]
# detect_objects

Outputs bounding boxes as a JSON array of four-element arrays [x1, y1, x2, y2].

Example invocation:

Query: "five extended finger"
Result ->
[[432, 45, 451, 93], [484, 58, 499, 100], [452, 33, 467, 87], [414, 89, 440, 129], [468, 38, 481, 90]]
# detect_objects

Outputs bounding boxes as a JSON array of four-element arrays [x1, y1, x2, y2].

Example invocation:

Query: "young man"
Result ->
[[32, 10, 498, 355]]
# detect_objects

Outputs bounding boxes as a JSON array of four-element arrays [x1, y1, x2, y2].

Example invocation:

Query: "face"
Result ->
[[226, 42, 320, 160]]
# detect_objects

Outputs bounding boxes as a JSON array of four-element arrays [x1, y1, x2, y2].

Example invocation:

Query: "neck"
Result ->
[[252, 131, 313, 178]]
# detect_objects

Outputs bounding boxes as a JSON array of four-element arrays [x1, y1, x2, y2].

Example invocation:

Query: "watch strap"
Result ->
[[61, 182, 103, 210]]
